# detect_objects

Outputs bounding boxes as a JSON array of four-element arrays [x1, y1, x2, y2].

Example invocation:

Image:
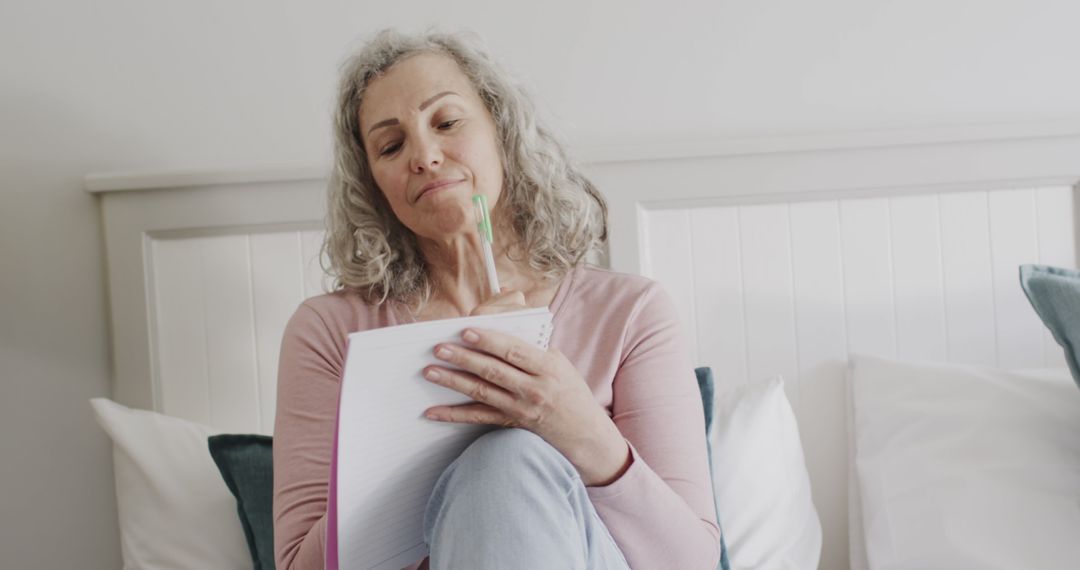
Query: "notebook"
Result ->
[[327, 308, 555, 570]]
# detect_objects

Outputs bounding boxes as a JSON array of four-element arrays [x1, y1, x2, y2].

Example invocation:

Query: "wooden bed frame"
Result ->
[[88, 121, 1080, 569]]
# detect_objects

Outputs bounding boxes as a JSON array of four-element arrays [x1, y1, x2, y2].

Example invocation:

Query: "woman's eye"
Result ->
[[437, 120, 459, 130], [379, 142, 402, 156]]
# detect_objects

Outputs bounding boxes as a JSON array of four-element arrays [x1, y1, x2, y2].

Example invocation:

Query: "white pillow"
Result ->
[[847, 364, 871, 570], [90, 398, 250, 570], [849, 355, 1080, 570], [711, 375, 823, 569]]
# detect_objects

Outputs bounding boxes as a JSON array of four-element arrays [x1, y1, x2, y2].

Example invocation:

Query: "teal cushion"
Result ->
[[1020, 264, 1080, 387], [695, 367, 731, 570], [208, 434, 275, 570], [696, 367, 715, 435]]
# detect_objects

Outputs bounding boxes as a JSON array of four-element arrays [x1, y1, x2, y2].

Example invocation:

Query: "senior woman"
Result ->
[[273, 29, 720, 570]]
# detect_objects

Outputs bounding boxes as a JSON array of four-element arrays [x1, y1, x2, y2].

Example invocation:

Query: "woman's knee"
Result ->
[[453, 428, 577, 485]]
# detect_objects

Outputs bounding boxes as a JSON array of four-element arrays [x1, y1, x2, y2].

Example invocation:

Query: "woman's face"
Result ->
[[359, 52, 504, 242]]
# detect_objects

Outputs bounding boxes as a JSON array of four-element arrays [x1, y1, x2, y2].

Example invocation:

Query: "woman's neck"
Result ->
[[417, 230, 538, 317]]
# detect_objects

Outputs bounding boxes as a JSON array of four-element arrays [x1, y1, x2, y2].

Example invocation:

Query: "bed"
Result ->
[[87, 121, 1080, 569]]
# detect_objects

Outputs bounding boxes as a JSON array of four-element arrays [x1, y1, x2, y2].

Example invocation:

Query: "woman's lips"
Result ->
[[415, 179, 463, 202]]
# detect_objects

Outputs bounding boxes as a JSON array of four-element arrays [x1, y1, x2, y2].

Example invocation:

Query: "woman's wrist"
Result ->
[[583, 438, 633, 487], [566, 416, 633, 487]]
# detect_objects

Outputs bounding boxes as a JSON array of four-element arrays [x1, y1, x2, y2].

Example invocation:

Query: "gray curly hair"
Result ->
[[324, 28, 608, 309]]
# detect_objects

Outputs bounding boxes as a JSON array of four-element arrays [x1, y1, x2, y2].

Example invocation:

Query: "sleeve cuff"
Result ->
[[584, 440, 645, 500]]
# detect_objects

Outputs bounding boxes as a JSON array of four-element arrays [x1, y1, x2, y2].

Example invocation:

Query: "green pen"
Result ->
[[472, 194, 501, 297]]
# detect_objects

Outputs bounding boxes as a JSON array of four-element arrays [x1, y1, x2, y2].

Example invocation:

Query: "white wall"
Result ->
[[2, 0, 1078, 567]]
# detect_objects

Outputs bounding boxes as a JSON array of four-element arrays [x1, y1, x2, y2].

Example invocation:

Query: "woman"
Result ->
[[273, 29, 720, 570]]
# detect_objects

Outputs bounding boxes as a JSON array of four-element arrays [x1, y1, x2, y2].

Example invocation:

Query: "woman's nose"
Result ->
[[409, 132, 442, 173]]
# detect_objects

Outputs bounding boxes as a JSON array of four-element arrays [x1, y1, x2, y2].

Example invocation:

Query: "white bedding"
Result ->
[[712, 376, 822, 569], [90, 398, 251, 570], [849, 355, 1080, 570]]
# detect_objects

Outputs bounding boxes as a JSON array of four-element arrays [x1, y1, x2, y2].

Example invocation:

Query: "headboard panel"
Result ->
[[89, 123, 1080, 569], [148, 227, 327, 433], [643, 187, 1072, 393], [93, 172, 327, 432]]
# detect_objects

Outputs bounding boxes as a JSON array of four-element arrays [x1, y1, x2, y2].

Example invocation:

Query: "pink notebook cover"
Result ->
[[326, 394, 342, 570]]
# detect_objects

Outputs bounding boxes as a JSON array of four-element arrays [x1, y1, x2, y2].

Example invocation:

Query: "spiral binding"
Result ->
[[536, 322, 553, 349]]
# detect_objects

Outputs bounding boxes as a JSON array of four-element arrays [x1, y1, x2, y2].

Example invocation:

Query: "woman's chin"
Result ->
[[413, 208, 472, 240]]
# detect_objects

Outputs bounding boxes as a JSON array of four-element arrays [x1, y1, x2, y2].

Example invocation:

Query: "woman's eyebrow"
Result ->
[[367, 91, 460, 136], [419, 91, 458, 110]]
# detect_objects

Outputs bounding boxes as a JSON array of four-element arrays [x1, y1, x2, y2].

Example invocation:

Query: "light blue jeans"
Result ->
[[423, 428, 632, 570]]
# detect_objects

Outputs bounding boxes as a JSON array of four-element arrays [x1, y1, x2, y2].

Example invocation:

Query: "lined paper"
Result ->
[[334, 308, 554, 570]]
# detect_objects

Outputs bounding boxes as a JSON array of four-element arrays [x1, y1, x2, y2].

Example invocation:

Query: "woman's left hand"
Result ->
[[422, 327, 632, 486]]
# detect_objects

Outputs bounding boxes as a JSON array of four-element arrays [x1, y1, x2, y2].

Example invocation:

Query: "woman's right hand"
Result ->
[[469, 288, 527, 316]]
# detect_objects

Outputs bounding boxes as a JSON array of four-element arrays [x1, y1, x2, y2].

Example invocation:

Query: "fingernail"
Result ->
[[435, 346, 452, 359], [424, 368, 442, 381], [462, 329, 479, 343]]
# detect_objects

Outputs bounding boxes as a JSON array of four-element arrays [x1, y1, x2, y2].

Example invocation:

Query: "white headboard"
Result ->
[[89, 170, 330, 433], [88, 122, 1080, 569]]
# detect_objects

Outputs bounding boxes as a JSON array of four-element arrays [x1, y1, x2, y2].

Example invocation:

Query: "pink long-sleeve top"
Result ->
[[273, 265, 721, 570]]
